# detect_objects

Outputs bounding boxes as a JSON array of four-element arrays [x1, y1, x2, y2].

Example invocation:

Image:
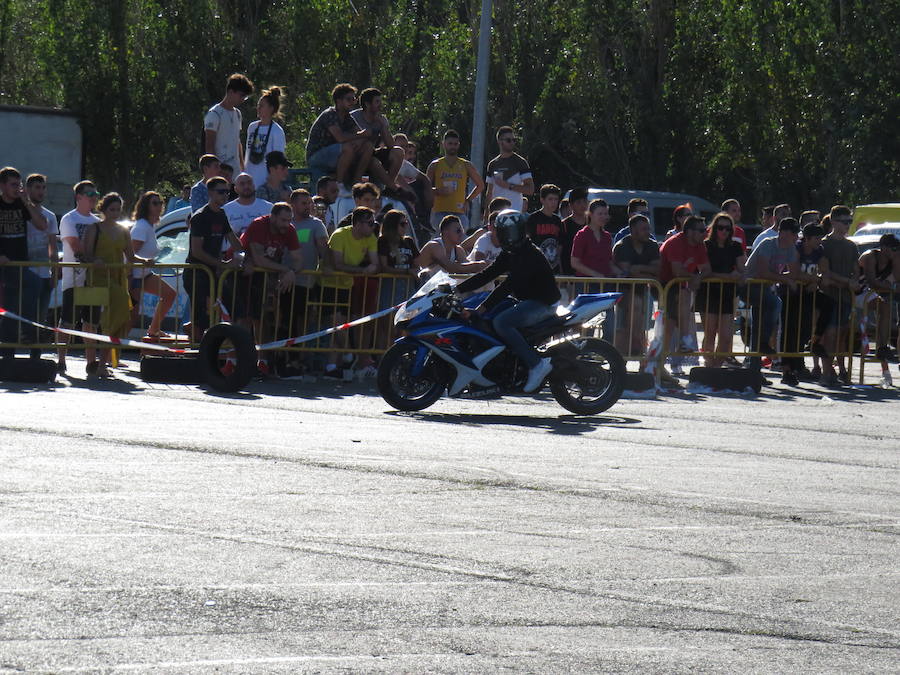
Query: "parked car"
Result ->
[[854, 222, 900, 241], [850, 204, 900, 235]]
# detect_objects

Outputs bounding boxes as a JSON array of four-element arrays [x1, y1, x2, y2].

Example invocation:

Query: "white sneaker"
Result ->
[[524, 357, 553, 393]]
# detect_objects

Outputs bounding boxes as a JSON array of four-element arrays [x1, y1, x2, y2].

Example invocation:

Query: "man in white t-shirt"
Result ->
[[57, 180, 101, 371], [484, 125, 534, 213], [204, 73, 254, 172], [466, 211, 503, 294], [223, 173, 273, 238]]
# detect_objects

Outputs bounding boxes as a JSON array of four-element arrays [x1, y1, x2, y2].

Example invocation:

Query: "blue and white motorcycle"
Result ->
[[377, 273, 626, 414]]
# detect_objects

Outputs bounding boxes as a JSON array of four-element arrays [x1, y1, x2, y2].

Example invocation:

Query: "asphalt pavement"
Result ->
[[1, 357, 898, 673]]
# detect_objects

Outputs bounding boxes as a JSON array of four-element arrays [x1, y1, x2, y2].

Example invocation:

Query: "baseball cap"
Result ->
[[265, 151, 293, 169]]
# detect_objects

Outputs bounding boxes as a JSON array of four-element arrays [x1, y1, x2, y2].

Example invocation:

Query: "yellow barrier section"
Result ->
[[661, 277, 858, 375], [216, 268, 419, 360], [0, 261, 215, 352]]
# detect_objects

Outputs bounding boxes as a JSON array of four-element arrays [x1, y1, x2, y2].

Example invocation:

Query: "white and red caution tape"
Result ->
[[0, 306, 194, 354], [0, 300, 403, 356], [256, 304, 402, 351]]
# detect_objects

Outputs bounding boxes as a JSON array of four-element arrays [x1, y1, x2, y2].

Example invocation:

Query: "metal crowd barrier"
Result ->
[[0, 260, 216, 353], [215, 268, 419, 364], [660, 277, 858, 376]]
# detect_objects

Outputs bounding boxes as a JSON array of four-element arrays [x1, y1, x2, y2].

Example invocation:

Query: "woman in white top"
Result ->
[[130, 191, 177, 338], [244, 86, 286, 188]]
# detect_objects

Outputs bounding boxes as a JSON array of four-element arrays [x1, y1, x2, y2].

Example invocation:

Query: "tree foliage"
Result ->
[[1, 0, 897, 214]]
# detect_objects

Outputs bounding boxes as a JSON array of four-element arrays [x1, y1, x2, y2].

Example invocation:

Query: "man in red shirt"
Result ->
[[240, 203, 303, 375], [570, 198, 622, 279], [660, 215, 711, 353]]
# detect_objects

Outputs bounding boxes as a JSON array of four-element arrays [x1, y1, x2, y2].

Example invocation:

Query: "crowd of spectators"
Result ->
[[1, 71, 898, 387]]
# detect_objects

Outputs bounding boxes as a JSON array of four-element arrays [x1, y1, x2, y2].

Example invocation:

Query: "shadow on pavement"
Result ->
[[386, 410, 642, 435]]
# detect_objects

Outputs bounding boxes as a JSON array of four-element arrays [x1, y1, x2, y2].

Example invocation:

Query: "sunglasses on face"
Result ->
[[80, 191, 100, 198]]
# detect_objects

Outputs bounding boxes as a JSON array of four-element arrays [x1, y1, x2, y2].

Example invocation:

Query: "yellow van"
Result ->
[[850, 203, 900, 234]]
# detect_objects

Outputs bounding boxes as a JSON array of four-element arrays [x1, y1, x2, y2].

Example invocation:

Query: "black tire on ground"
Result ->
[[377, 342, 446, 411], [688, 366, 764, 393], [549, 338, 626, 415], [140, 356, 203, 384], [198, 322, 257, 392], [0, 357, 56, 383]]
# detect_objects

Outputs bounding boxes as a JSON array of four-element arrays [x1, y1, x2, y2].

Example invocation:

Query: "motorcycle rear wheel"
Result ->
[[377, 342, 446, 411], [549, 338, 625, 415]]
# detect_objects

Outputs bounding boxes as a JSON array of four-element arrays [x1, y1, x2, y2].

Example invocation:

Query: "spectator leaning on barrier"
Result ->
[[659, 215, 710, 358], [742, 217, 801, 370], [416, 215, 487, 281], [190, 154, 221, 214], [0, 167, 47, 361], [223, 173, 273, 238], [613, 213, 661, 359], [570, 198, 621, 342], [57, 180, 101, 373], [319, 206, 380, 378], [484, 126, 534, 214], [185, 176, 244, 341], [205, 73, 253, 172], [377, 209, 420, 308], [130, 191, 177, 340], [24, 174, 59, 357], [779, 222, 830, 386], [696, 212, 746, 368], [858, 233, 900, 365], [525, 184, 565, 274], [561, 188, 589, 276], [244, 86, 287, 190], [240, 203, 303, 377], [427, 129, 484, 233], [256, 151, 293, 204], [820, 205, 860, 386]]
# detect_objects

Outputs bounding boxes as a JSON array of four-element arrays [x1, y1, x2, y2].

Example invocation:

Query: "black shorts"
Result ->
[[696, 282, 737, 315], [60, 287, 101, 327]]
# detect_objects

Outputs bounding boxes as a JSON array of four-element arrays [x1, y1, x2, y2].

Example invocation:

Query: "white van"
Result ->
[[573, 188, 720, 238]]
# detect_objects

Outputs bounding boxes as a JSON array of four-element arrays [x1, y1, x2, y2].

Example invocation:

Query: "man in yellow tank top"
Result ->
[[426, 129, 484, 235]]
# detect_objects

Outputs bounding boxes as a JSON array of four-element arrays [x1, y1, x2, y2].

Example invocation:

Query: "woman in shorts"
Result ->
[[130, 191, 177, 339]]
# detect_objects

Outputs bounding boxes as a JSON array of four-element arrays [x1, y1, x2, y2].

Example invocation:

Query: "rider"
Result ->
[[455, 209, 561, 392]]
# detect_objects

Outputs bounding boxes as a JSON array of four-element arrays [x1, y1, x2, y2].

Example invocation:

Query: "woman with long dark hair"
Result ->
[[697, 212, 746, 367]]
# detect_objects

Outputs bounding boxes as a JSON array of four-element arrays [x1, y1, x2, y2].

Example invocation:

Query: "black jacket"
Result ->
[[457, 240, 561, 309]]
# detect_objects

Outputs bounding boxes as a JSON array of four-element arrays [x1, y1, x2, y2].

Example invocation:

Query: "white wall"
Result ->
[[0, 108, 83, 216]]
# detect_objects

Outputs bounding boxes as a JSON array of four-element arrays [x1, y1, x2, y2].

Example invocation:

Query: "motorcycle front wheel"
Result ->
[[377, 342, 447, 411], [549, 338, 625, 415]]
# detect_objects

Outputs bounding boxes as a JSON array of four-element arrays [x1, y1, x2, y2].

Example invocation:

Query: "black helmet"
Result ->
[[494, 209, 528, 252]]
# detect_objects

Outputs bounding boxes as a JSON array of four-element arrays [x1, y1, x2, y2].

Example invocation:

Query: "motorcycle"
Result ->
[[376, 272, 627, 414]]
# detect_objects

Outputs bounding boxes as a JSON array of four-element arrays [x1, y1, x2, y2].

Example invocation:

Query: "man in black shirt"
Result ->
[[525, 184, 564, 273], [0, 166, 48, 358], [613, 213, 661, 358], [457, 210, 561, 392], [185, 176, 244, 339]]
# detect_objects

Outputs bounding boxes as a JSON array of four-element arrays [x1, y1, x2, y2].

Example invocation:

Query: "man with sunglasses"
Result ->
[[484, 126, 533, 214], [185, 177, 244, 341]]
